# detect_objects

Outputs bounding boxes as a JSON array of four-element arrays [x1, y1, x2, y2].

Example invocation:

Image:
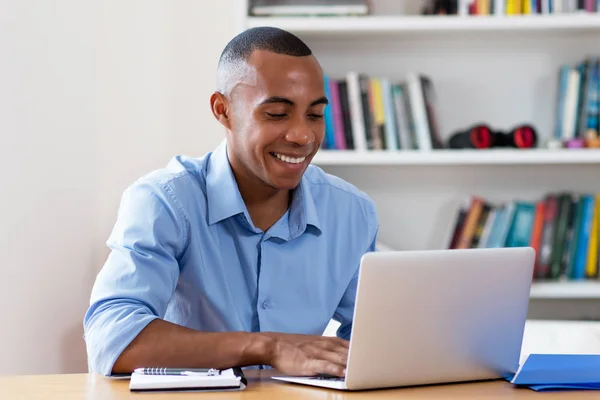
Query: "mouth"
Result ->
[[269, 152, 307, 165]]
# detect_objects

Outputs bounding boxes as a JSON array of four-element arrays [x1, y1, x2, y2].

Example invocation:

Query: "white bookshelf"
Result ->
[[238, 1, 600, 311], [530, 281, 600, 299], [313, 149, 600, 166], [246, 14, 600, 35]]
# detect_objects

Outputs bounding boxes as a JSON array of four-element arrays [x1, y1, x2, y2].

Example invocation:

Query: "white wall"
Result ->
[[0, 1, 235, 375]]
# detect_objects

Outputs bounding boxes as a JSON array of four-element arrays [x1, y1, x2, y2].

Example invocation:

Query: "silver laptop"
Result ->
[[272, 247, 535, 391]]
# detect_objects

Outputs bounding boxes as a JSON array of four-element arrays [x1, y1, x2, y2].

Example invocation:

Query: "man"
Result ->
[[83, 26, 379, 378]]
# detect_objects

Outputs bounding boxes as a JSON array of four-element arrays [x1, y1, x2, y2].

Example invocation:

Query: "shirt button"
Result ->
[[261, 300, 270, 309]]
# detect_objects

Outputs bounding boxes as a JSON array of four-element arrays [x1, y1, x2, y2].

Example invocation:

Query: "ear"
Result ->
[[210, 91, 231, 130]]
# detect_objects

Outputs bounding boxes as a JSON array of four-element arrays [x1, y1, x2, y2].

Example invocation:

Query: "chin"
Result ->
[[269, 176, 303, 191], [263, 153, 310, 190]]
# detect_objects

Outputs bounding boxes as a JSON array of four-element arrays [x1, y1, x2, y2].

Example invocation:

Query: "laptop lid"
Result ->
[[344, 247, 534, 391]]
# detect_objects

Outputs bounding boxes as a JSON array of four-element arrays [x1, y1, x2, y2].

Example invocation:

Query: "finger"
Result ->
[[315, 336, 350, 349], [313, 338, 350, 354], [331, 337, 350, 348], [305, 347, 348, 368], [308, 359, 346, 378]]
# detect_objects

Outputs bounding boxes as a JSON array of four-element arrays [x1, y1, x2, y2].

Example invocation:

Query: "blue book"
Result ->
[[573, 195, 594, 280], [509, 354, 600, 391], [323, 74, 335, 149]]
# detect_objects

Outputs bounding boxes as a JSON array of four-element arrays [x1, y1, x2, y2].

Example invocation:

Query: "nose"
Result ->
[[285, 119, 315, 146]]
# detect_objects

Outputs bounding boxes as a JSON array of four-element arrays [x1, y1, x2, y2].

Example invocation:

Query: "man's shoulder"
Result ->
[[136, 154, 208, 187], [303, 164, 375, 211], [122, 154, 210, 211]]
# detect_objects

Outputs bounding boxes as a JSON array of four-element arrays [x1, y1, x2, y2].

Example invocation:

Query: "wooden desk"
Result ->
[[0, 370, 597, 399]]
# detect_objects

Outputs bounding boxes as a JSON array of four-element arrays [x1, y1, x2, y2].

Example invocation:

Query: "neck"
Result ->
[[237, 175, 289, 210], [228, 153, 291, 232], [239, 179, 291, 232]]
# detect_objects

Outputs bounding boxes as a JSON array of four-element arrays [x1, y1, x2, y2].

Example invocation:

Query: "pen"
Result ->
[[133, 367, 220, 376]]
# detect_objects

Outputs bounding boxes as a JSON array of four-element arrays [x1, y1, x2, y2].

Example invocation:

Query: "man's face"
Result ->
[[225, 50, 327, 191]]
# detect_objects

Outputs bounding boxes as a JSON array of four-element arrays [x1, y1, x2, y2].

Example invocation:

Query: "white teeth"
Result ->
[[273, 153, 306, 164]]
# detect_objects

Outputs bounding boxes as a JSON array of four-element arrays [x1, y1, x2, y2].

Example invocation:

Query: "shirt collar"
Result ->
[[206, 140, 322, 236], [289, 176, 321, 237], [206, 140, 248, 226]]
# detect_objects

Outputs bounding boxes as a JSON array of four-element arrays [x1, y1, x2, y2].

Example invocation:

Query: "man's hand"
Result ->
[[265, 333, 349, 377]]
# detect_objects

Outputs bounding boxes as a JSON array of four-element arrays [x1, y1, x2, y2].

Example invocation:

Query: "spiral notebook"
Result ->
[[129, 367, 247, 392]]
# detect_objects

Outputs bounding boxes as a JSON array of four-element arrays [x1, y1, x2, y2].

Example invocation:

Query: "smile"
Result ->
[[271, 152, 306, 164]]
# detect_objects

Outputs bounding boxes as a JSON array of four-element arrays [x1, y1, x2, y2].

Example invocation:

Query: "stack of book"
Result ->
[[423, 0, 600, 15], [447, 192, 600, 281], [553, 56, 600, 149], [320, 72, 444, 152]]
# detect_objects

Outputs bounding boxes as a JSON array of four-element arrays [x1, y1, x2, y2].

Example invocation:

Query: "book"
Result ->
[[250, 0, 369, 16], [510, 354, 600, 391], [129, 367, 247, 392]]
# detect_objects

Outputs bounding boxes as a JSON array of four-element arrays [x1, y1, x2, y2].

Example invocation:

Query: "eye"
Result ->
[[309, 114, 324, 120], [266, 112, 287, 119]]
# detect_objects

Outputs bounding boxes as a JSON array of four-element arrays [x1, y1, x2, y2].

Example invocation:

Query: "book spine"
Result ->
[[585, 0, 595, 11], [541, 0, 550, 13], [323, 74, 335, 149], [537, 195, 557, 279], [562, 67, 581, 141], [495, 0, 507, 14], [406, 73, 432, 151], [471, 203, 492, 248], [573, 195, 594, 280], [478, 208, 497, 248], [585, 195, 599, 277], [448, 198, 470, 249], [456, 197, 485, 249], [345, 72, 368, 151], [391, 84, 411, 150], [329, 78, 347, 150], [359, 75, 375, 150], [530, 200, 546, 277], [371, 78, 387, 150], [337, 80, 355, 150], [587, 60, 600, 140], [549, 194, 571, 279], [566, 195, 583, 278], [381, 78, 399, 150], [458, 0, 471, 15]]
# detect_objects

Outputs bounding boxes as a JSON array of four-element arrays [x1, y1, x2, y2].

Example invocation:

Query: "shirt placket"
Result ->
[[256, 234, 272, 332]]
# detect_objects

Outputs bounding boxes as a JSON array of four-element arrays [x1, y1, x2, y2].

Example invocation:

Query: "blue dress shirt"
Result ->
[[83, 140, 379, 376]]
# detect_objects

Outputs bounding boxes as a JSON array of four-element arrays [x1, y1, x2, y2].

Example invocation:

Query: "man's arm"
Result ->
[[111, 319, 271, 373], [84, 180, 349, 377], [83, 180, 191, 375], [111, 319, 349, 377]]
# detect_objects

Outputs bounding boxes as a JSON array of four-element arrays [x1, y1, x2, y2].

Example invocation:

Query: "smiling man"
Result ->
[[83, 26, 379, 378]]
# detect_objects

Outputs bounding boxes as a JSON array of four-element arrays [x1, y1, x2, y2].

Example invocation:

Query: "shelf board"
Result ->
[[245, 14, 600, 35], [530, 281, 600, 299], [311, 149, 600, 166]]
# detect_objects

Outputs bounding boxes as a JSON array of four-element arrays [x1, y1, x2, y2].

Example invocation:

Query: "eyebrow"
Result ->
[[259, 96, 329, 107]]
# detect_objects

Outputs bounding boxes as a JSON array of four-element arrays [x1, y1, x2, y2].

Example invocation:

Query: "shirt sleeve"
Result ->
[[333, 199, 379, 341], [83, 179, 188, 376]]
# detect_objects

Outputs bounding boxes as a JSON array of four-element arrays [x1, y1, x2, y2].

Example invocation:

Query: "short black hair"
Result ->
[[220, 26, 312, 64], [216, 26, 313, 95]]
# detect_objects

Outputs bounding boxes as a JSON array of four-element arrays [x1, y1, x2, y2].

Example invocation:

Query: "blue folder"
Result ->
[[509, 354, 600, 391]]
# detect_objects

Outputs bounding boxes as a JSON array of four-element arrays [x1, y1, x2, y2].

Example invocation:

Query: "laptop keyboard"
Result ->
[[310, 374, 345, 381]]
